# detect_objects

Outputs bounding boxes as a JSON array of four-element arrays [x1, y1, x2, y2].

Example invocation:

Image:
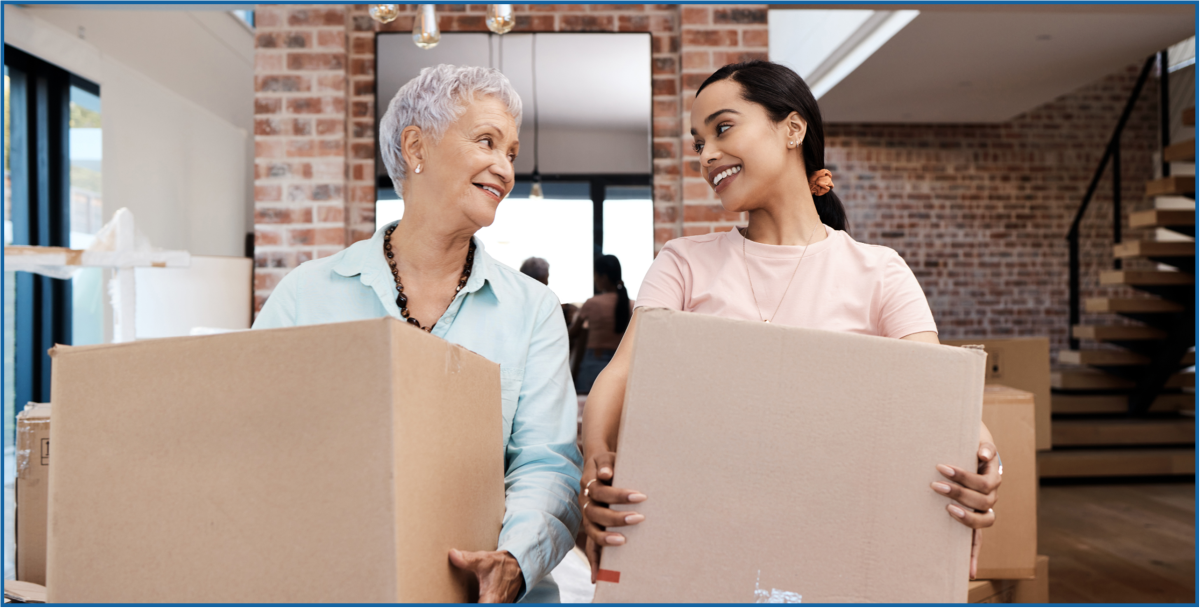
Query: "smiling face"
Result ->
[[690, 79, 805, 214], [415, 94, 519, 230]]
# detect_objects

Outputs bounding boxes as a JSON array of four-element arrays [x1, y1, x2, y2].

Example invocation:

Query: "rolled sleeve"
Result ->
[[496, 293, 584, 599]]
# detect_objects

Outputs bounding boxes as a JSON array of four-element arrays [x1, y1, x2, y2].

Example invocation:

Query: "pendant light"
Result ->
[[368, 4, 400, 24], [412, 4, 441, 49], [528, 34, 544, 200], [485, 4, 515, 35]]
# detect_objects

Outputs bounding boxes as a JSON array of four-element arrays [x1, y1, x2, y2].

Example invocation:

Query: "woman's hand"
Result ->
[[931, 436, 1001, 579], [580, 450, 647, 583], [448, 548, 523, 603]]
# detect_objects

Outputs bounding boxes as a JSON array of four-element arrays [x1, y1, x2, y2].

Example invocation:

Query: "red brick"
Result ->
[[453, 15, 488, 31], [353, 79, 375, 96], [654, 205, 678, 223], [287, 52, 346, 71], [256, 53, 284, 72], [742, 29, 769, 47], [350, 58, 374, 77], [316, 119, 343, 136], [515, 15, 555, 31], [528, 4, 578, 12], [286, 140, 315, 158], [286, 97, 326, 115], [682, 72, 710, 91], [714, 51, 769, 66], [652, 33, 680, 54], [652, 56, 676, 75], [288, 8, 345, 27], [317, 204, 346, 223], [652, 117, 681, 139], [254, 7, 283, 28], [713, 8, 766, 25], [682, 50, 710, 71], [255, 228, 283, 247], [681, 7, 709, 25], [316, 74, 346, 92], [256, 74, 311, 93], [653, 141, 677, 160], [682, 29, 739, 47], [291, 118, 313, 136], [560, 14, 615, 32], [352, 100, 372, 118], [655, 226, 679, 245], [351, 35, 374, 55], [350, 185, 376, 203], [684, 182, 716, 202], [317, 139, 346, 157], [588, 4, 644, 10], [287, 228, 315, 246], [351, 143, 375, 160], [652, 77, 677, 96], [317, 30, 345, 50], [255, 271, 283, 292], [256, 139, 285, 159], [255, 184, 282, 202], [377, 15, 415, 32], [314, 227, 346, 246], [683, 225, 712, 237], [617, 15, 649, 32], [255, 97, 282, 115]]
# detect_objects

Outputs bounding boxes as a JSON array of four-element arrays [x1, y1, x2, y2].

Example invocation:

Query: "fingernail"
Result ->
[[931, 482, 951, 494], [937, 464, 956, 478], [948, 505, 965, 518], [607, 534, 625, 545], [628, 493, 647, 503], [980, 448, 993, 460], [600, 467, 612, 477], [625, 513, 645, 524]]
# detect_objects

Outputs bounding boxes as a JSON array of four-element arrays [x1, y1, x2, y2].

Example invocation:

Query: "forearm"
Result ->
[[581, 311, 638, 460]]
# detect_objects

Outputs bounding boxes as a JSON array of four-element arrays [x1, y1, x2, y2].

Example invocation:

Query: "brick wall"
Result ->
[[825, 62, 1160, 356], [254, 4, 730, 312], [253, 6, 1158, 358]]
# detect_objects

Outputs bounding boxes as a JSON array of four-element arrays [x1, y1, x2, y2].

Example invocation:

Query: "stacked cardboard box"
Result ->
[[45, 318, 505, 603], [942, 338, 1051, 451], [975, 386, 1038, 580], [594, 309, 988, 603], [15, 402, 52, 586]]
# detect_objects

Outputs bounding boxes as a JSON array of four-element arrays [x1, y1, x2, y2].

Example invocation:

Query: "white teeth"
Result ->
[[479, 185, 501, 197], [712, 166, 741, 186]]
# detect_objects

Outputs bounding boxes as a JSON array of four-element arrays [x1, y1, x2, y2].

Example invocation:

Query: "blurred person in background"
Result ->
[[521, 256, 582, 352], [568, 255, 632, 394]]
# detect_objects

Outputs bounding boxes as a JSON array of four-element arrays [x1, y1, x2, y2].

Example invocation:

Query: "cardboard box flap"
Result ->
[[598, 308, 986, 603]]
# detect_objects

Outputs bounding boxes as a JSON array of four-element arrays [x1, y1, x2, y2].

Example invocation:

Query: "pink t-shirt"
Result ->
[[636, 226, 937, 339]]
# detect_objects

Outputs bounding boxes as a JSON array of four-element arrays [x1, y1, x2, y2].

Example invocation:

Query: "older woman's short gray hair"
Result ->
[[379, 64, 522, 196]]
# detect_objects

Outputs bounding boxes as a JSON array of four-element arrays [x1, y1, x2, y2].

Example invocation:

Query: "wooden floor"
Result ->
[[1039, 480, 1195, 603]]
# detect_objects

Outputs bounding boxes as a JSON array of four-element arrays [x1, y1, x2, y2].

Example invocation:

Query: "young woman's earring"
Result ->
[[788, 141, 795, 148], [415, 164, 422, 174]]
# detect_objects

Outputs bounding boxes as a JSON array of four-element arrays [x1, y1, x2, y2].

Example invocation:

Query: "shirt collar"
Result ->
[[332, 220, 501, 304]]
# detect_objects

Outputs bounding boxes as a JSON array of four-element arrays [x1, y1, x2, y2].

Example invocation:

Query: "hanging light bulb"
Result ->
[[368, 4, 400, 24], [529, 177, 544, 200], [485, 4, 515, 35], [412, 4, 441, 50]]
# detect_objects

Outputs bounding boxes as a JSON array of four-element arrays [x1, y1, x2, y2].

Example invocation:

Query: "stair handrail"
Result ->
[[1065, 54, 1157, 350]]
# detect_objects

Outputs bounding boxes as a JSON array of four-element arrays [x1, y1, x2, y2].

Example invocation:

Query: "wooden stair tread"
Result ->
[[1162, 139, 1195, 163], [1072, 325, 1167, 340], [1084, 297, 1184, 314], [1052, 418, 1196, 447], [1052, 393, 1191, 414], [1113, 240, 1196, 258], [1146, 175, 1196, 197], [1099, 270, 1193, 286], [1058, 350, 1149, 366], [1038, 447, 1195, 477], [1184, 107, 1195, 127], [1129, 208, 1195, 229], [1053, 370, 1194, 390]]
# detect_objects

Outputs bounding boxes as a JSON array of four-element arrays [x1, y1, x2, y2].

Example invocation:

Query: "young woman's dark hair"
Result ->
[[696, 60, 849, 233], [594, 254, 631, 333]]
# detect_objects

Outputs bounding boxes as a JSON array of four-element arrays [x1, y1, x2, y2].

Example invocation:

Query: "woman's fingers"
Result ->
[[937, 463, 1000, 496], [930, 479, 996, 513], [584, 500, 645, 528], [587, 482, 646, 506], [581, 510, 626, 547], [969, 529, 983, 580], [586, 537, 601, 584], [592, 451, 616, 482], [946, 503, 996, 529]]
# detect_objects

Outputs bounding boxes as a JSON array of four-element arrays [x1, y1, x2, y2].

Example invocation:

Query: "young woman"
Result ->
[[569, 254, 633, 393], [579, 61, 1000, 581]]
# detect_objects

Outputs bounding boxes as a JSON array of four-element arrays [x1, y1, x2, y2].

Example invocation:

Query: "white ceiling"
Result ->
[[21, 6, 254, 129], [771, 5, 1195, 123]]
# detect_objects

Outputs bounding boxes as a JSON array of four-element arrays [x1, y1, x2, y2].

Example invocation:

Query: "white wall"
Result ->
[[4, 5, 253, 257]]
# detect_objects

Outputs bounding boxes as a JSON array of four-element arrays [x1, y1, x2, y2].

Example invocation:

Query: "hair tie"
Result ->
[[808, 169, 834, 196]]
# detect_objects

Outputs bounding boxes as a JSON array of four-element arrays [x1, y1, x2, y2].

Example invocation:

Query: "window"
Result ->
[[3, 45, 101, 434]]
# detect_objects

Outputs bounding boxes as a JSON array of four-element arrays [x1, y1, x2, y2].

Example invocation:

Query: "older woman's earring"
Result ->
[[414, 164, 422, 174]]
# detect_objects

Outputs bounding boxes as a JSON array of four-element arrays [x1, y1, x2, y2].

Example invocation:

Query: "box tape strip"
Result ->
[[597, 569, 621, 584]]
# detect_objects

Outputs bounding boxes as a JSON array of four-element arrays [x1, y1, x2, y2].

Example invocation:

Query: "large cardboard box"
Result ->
[[594, 309, 987, 603], [975, 386, 1037, 580], [46, 318, 505, 603], [941, 338, 1051, 451], [16, 402, 52, 586]]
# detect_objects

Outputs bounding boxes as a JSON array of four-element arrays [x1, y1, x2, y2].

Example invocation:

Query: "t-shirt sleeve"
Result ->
[[634, 244, 687, 311], [877, 252, 938, 339]]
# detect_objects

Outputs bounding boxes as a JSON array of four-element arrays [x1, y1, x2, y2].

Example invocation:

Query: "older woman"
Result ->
[[253, 65, 582, 603]]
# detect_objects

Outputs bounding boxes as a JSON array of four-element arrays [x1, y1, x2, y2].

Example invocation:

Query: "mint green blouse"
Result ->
[[253, 221, 583, 601]]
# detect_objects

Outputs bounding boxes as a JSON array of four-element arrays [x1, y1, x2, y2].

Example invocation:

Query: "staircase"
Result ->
[[1040, 56, 1197, 479]]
